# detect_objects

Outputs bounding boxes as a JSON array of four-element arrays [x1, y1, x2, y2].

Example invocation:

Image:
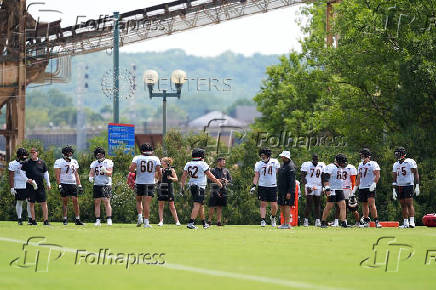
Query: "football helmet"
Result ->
[[16, 148, 28, 161], [62, 145, 74, 160], [192, 148, 205, 159], [360, 148, 371, 159], [335, 154, 347, 168], [348, 195, 358, 208], [94, 147, 106, 161], [140, 143, 153, 155], [394, 147, 406, 161]]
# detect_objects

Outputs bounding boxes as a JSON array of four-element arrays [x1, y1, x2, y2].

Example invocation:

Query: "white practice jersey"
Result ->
[[300, 161, 326, 188], [323, 163, 345, 191], [393, 158, 417, 186], [54, 158, 79, 185], [8, 160, 27, 189], [90, 159, 114, 186], [342, 164, 357, 190], [255, 158, 280, 187], [358, 161, 380, 189], [132, 155, 161, 185], [184, 160, 210, 188]]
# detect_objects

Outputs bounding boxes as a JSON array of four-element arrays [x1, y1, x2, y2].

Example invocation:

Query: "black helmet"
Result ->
[[394, 147, 406, 160], [62, 145, 74, 158], [140, 143, 153, 154], [258, 148, 272, 157], [16, 148, 28, 161], [335, 154, 347, 167], [360, 148, 371, 158], [348, 195, 358, 208], [192, 148, 205, 159], [94, 147, 106, 160]]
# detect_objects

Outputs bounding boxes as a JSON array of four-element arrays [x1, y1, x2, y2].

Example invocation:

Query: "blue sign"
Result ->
[[108, 123, 135, 156]]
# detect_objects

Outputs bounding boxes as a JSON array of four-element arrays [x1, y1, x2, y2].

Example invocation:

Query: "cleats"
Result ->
[[187, 223, 197, 229]]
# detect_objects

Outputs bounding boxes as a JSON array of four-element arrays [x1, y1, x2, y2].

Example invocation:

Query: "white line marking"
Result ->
[[0, 236, 343, 290]]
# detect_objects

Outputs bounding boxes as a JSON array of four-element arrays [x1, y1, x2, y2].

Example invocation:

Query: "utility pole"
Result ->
[[326, 0, 341, 47], [113, 11, 120, 123], [76, 64, 88, 151]]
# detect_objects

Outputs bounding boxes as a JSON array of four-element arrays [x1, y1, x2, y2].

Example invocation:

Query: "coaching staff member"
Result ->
[[22, 147, 51, 225], [277, 151, 296, 229], [208, 157, 232, 226]]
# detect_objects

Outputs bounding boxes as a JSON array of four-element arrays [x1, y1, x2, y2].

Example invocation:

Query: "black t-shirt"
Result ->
[[278, 160, 296, 195], [210, 167, 232, 191], [22, 158, 48, 189]]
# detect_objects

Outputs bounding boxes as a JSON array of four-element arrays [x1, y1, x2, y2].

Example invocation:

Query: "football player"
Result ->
[[392, 147, 419, 228], [355, 148, 381, 228], [180, 148, 222, 229], [157, 157, 180, 226], [129, 143, 161, 228], [300, 154, 326, 227], [54, 146, 83, 225], [250, 148, 280, 227], [333, 157, 359, 226], [89, 147, 113, 226], [8, 148, 32, 225], [320, 154, 349, 228]]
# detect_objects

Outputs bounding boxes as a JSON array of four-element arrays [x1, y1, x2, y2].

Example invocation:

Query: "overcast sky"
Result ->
[[28, 0, 309, 56]]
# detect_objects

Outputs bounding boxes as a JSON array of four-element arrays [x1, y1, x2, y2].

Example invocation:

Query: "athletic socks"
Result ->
[[410, 217, 415, 224], [16, 201, 23, 219], [26, 202, 32, 219], [188, 218, 194, 224], [202, 220, 206, 226]]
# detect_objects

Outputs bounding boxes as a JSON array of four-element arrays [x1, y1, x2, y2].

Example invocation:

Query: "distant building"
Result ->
[[234, 105, 262, 124], [188, 111, 247, 130]]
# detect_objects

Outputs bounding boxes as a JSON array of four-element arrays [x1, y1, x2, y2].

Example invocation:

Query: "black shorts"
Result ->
[[258, 186, 277, 202], [190, 184, 205, 204], [60, 184, 77, 197], [278, 192, 295, 206], [208, 191, 227, 207], [358, 188, 376, 202], [346, 199, 359, 212], [93, 185, 112, 199], [397, 185, 414, 200], [327, 190, 345, 203], [136, 184, 155, 197], [15, 189, 29, 201], [158, 183, 174, 202], [29, 187, 46, 203]]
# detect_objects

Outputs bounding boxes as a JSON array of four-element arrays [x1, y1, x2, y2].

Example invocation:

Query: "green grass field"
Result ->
[[0, 221, 435, 290]]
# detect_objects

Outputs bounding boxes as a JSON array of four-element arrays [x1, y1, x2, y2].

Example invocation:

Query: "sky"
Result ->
[[28, 0, 309, 57]]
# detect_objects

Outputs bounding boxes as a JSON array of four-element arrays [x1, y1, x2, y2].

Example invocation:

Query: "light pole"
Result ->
[[144, 69, 187, 153]]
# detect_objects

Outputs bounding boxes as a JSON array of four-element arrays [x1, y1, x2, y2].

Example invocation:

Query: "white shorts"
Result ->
[[343, 189, 352, 199], [305, 185, 322, 196]]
